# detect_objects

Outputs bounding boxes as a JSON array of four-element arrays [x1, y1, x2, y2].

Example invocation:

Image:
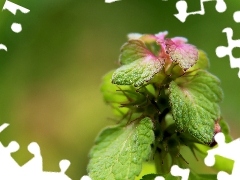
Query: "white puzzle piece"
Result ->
[[205, 132, 240, 180], [174, 0, 227, 22], [0, 124, 72, 180]]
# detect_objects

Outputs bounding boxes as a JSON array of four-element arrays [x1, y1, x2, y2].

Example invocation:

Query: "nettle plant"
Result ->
[[87, 32, 231, 180]]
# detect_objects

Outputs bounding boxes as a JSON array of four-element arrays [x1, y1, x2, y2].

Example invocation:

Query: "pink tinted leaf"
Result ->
[[119, 40, 155, 65], [155, 31, 168, 43], [113, 40, 164, 86], [164, 38, 198, 71]]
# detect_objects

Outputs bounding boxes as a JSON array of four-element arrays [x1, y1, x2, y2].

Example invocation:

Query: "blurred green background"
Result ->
[[0, 0, 240, 179]]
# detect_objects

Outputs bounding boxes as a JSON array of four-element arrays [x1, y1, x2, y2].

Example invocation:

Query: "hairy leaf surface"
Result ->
[[164, 37, 198, 71], [169, 70, 223, 144], [88, 117, 154, 180], [187, 50, 210, 72], [112, 40, 164, 86]]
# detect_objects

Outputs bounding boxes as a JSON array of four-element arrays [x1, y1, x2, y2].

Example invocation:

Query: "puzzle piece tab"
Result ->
[[233, 11, 240, 23], [154, 165, 190, 180], [105, 0, 120, 3], [0, 44, 7, 51], [216, 28, 240, 78], [0, 124, 73, 180], [154, 176, 165, 180], [215, 9, 240, 78], [171, 165, 190, 180], [80, 175, 92, 180], [174, 0, 227, 22], [205, 132, 240, 180]]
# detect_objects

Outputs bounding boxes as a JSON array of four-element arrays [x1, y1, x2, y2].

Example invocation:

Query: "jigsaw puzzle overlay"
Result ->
[[2, 122, 239, 180], [0, 123, 75, 180], [105, 0, 120, 3], [1, 0, 240, 179], [204, 132, 240, 180], [154, 132, 240, 180], [0, 0, 30, 51], [174, 0, 227, 22], [154, 165, 190, 180], [216, 11, 240, 78], [0, 123, 94, 180]]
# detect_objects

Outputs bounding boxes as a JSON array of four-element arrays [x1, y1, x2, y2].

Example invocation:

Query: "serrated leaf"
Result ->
[[101, 70, 135, 117], [164, 37, 198, 71], [87, 117, 155, 180], [195, 118, 233, 173], [119, 40, 149, 65], [169, 70, 223, 144], [187, 50, 210, 72], [112, 40, 164, 87], [101, 71, 155, 117]]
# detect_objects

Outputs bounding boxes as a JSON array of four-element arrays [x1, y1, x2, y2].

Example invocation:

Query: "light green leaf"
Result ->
[[112, 40, 164, 87], [101, 70, 133, 117], [101, 71, 155, 117], [219, 118, 232, 143], [196, 142, 234, 174], [195, 118, 233, 173], [119, 40, 155, 65], [140, 172, 216, 180], [189, 173, 217, 180], [169, 70, 223, 144], [87, 117, 155, 180], [187, 50, 210, 72], [140, 173, 179, 180]]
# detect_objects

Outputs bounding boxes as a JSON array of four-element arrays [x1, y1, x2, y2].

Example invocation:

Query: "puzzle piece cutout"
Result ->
[[0, 44, 7, 51], [205, 132, 240, 180], [0, 123, 73, 180], [216, 27, 240, 78], [0, 1, 30, 51], [154, 165, 190, 180], [105, 0, 120, 3], [154, 177, 165, 180], [174, 0, 227, 22], [2, 0, 30, 33], [233, 11, 240, 23], [80, 175, 92, 180]]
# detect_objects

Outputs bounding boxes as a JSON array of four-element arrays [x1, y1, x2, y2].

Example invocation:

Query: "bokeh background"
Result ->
[[0, 0, 239, 179]]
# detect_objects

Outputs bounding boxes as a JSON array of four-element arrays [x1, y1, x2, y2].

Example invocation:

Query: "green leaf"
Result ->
[[219, 118, 232, 143], [187, 50, 210, 72], [101, 70, 132, 117], [112, 40, 164, 87], [87, 117, 155, 180], [196, 142, 234, 174], [164, 38, 198, 71], [140, 173, 178, 180], [101, 71, 155, 118], [194, 118, 233, 173], [140, 172, 216, 180], [140, 174, 158, 180], [189, 173, 217, 180], [119, 40, 154, 65], [169, 70, 223, 144]]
